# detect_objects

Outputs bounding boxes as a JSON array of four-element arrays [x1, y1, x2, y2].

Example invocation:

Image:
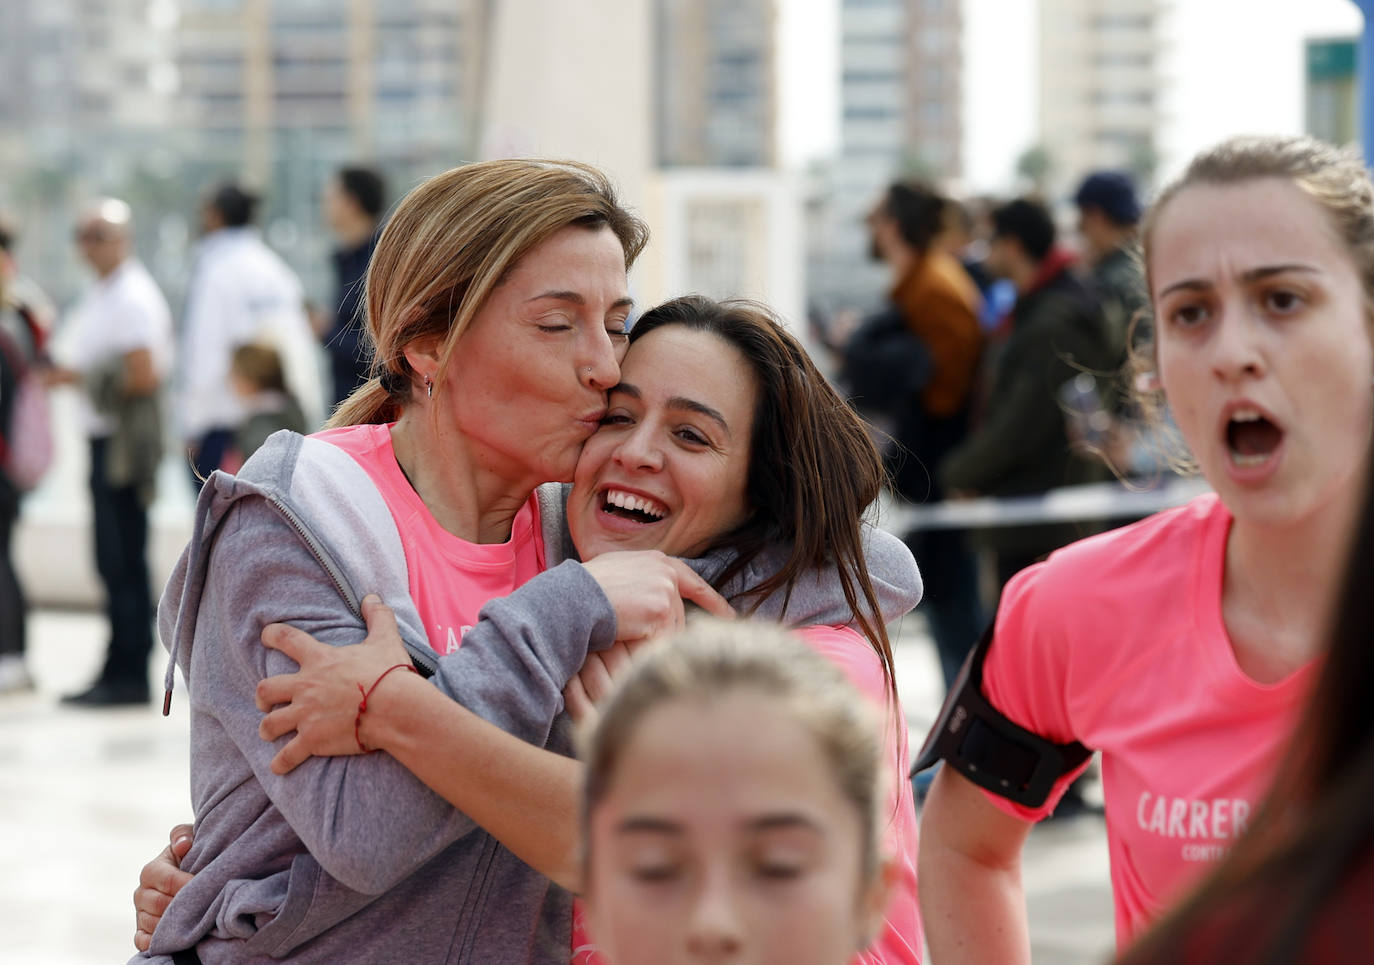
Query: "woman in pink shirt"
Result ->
[[918, 135, 1374, 961]]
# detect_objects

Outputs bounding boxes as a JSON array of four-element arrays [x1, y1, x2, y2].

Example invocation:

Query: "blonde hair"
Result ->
[[580, 618, 886, 880], [330, 159, 649, 427], [1129, 135, 1374, 469]]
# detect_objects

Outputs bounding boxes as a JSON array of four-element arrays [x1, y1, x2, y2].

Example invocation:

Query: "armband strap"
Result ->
[[912, 624, 1091, 809]]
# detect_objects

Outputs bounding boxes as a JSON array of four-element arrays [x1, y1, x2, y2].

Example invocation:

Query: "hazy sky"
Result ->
[[780, 0, 1365, 192]]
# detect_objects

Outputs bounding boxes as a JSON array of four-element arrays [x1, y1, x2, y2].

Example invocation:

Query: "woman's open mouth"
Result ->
[[1225, 407, 1284, 470], [600, 488, 669, 525]]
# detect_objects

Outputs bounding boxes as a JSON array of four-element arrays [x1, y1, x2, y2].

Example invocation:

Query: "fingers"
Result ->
[[260, 622, 320, 666], [255, 672, 301, 712], [669, 559, 736, 619], [598, 641, 634, 679], [259, 705, 300, 743], [168, 823, 193, 863], [360, 594, 400, 644], [577, 655, 618, 706], [139, 847, 193, 896], [563, 677, 594, 724], [271, 736, 314, 776]]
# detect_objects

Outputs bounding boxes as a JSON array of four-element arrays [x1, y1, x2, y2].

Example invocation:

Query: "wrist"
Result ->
[[354, 663, 420, 753]]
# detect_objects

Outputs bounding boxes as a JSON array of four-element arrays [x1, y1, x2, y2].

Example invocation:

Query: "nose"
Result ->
[[612, 421, 664, 473], [580, 328, 622, 391], [684, 873, 744, 961], [1209, 309, 1267, 383]]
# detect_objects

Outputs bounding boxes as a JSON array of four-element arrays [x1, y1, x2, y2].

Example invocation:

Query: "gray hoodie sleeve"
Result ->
[[427, 559, 617, 723], [188, 496, 487, 895], [687, 523, 923, 626]]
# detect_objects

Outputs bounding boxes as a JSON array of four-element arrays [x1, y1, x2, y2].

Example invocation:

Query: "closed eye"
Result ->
[[631, 865, 681, 883], [755, 863, 804, 880]]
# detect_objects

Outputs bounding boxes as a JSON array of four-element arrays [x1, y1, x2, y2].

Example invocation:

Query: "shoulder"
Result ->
[[905, 253, 981, 315], [1021, 493, 1222, 609], [108, 263, 171, 321], [793, 625, 887, 703]]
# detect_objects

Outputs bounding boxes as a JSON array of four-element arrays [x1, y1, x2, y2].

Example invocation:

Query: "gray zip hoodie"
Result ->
[[139, 430, 921, 965]]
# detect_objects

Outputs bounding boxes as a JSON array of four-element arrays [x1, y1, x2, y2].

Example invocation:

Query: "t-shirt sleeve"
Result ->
[[977, 560, 1092, 822], [106, 287, 164, 356], [798, 626, 923, 963]]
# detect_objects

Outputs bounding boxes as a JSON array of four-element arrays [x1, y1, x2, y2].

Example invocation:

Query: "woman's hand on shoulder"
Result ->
[[256, 594, 414, 774], [581, 550, 734, 641]]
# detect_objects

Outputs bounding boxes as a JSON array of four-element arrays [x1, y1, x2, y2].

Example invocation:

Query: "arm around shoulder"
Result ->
[[192, 496, 481, 894]]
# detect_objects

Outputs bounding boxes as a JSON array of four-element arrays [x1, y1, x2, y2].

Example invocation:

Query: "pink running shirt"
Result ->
[[572, 624, 923, 964], [315, 424, 546, 657], [979, 493, 1317, 948]]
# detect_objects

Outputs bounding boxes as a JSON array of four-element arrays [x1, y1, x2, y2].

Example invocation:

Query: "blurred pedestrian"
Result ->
[[1073, 170, 1148, 356], [180, 182, 322, 489], [0, 215, 57, 334], [0, 217, 56, 694], [849, 180, 986, 690], [320, 166, 387, 408], [46, 200, 173, 706], [228, 342, 307, 461], [939, 198, 1115, 590]]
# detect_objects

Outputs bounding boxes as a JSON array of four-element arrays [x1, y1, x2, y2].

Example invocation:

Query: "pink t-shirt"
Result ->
[[315, 424, 546, 656], [980, 493, 1316, 948], [572, 624, 923, 964]]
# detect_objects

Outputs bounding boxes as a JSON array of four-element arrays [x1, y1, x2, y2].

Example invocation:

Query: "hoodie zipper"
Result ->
[[264, 493, 439, 679]]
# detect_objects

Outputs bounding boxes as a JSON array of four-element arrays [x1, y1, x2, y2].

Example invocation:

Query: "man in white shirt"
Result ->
[[48, 199, 173, 706], [180, 183, 322, 485]]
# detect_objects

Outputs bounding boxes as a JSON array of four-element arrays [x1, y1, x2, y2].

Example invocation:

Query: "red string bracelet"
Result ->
[[354, 663, 419, 753]]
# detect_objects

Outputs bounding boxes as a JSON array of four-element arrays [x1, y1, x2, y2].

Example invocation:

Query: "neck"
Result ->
[[337, 218, 376, 250], [1009, 258, 1039, 294], [1090, 229, 1134, 265], [389, 409, 537, 544], [97, 256, 126, 280], [1222, 486, 1361, 681], [884, 240, 920, 284]]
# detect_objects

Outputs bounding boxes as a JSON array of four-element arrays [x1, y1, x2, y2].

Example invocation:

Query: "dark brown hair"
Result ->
[[628, 296, 898, 709]]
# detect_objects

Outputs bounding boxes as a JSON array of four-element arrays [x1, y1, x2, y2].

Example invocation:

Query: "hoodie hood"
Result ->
[[158, 430, 434, 713]]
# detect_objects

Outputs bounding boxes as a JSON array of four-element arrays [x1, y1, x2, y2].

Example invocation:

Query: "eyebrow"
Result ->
[[745, 813, 825, 834], [616, 816, 683, 835], [610, 382, 732, 435], [527, 290, 635, 313], [613, 813, 824, 835], [1158, 264, 1321, 299]]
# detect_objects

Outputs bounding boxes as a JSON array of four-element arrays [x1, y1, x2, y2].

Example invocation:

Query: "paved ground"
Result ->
[[0, 608, 1115, 964]]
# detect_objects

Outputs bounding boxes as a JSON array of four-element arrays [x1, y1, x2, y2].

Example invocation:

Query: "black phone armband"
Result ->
[[912, 625, 1091, 809]]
